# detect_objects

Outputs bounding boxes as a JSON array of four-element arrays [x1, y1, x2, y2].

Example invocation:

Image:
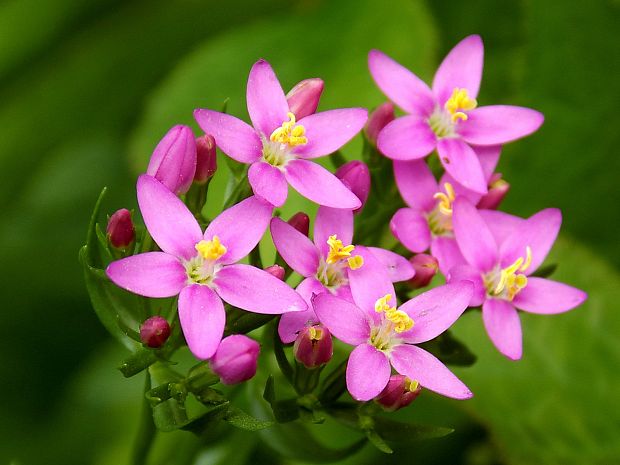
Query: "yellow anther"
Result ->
[[308, 326, 323, 341], [195, 236, 227, 261], [404, 378, 420, 392], [326, 235, 355, 264], [270, 112, 308, 147], [493, 246, 532, 300], [347, 255, 364, 270], [433, 182, 456, 215], [374, 294, 414, 333], [445, 88, 477, 122], [521, 246, 532, 272], [375, 294, 394, 313]]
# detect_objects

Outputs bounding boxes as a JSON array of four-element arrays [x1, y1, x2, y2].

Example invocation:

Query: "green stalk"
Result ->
[[132, 373, 156, 465]]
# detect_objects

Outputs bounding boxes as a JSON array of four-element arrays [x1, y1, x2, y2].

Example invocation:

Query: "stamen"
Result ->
[[326, 235, 355, 264], [308, 326, 323, 341], [270, 112, 308, 147], [433, 182, 456, 215], [444, 88, 477, 122], [492, 245, 532, 300], [374, 294, 414, 333], [404, 378, 420, 392], [195, 236, 227, 261]]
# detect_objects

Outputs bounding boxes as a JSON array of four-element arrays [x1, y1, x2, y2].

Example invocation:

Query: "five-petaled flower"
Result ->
[[271, 207, 414, 343], [368, 35, 544, 194], [313, 247, 474, 401], [447, 198, 587, 360], [194, 59, 367, 208], [106, 175, 307, 359]]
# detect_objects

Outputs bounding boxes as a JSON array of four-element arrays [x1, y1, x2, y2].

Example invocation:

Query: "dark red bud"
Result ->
[[407, 253, 439, 289], [140, 316, 171, 348], [194, 134, 217, 184], [106, 209, 135, 249], [375, 375, 422, 411], [365, 102, 395, 145], [288, 212, 310, 237], [264, 264, 285, 281], [293, 324, 333, 368], [477, 173, 510, 210]]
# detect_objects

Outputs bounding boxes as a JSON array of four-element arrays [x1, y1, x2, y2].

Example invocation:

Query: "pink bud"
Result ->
[[365, 102, 395, 145], [147, 125, 197, 195], [335, 160, 371, 213], [286, 78, 324, 120], [407, 253, 438, 289], [477, 173, 510, 210], [264, 264, 285, 281], [293, 324, 333, 368], [209, 335, 260, 385], [375, 375, 422, 411], [106, 209, 135, 249], [194, 134, 217, 184], [288, 212, 310, 237], [140, 316, 171, 348]]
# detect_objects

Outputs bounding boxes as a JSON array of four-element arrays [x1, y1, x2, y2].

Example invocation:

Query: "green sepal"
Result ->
[[263, 375, 300, 423], [152, 398, 190, 432], [223, 406, 274, 431], [224, 312, 276, 336], [317, 360, 347, 405], [272, 322, 294, 385], [532, 263, 558, 278], [329, 150, 347, 169], [118, 348, 159, 377], [365, 429, 393, 454], [418, 330, 477, 366]]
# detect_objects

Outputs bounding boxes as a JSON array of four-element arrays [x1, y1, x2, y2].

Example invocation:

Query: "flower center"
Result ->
[[185, 236, 227, 285], [316, 234, 364, 290], [369, 294, 414, 352], [483, 246, 532, 301], [426, 182, 455, 236], [427, 88, 477, 138], [270, 112, 308, 147]]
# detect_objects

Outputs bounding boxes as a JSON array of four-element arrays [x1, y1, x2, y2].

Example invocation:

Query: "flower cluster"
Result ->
[[84, 35, 586, 452]]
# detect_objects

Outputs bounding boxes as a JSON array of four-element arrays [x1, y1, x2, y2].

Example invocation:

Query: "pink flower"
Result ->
[[313, 247, 473, 401], [448, 198, 587, 360], [147, 125, 197, 195], [271, 207, 414, 343], [369, 35, 544, 193], [390, 149, 501, 274], [209, 335, 260, 385], [194, 59, 367, 208], [106, 175, 306, 360]]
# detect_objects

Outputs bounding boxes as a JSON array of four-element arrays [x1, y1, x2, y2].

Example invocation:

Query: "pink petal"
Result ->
[[348, 246, 396, 318], [377, 116, 437, 161], [367, 247, 415, 282], [346, 343, 391, 401], [447, 264, 486, 307], [178, 284, 225, 360], [106, 252, 186, 298], [284, 159, 361, 209], [390, 344, 472, 399], [432, 35, 484, 106], [512, 277, 587, 314], [390, 208, 431, 253], [295, 109, 368, 159], [368, 49, 435, 117], [193, 109, 262, 163], [452, 197, 498, 272], [313, 206, 354, 258], [248, 161, 288, 207], [482, 299, 522, 360], [499, 208, 561, 273], [246, 59, 289, 137], [270, 217, 320, 277], [478, 210, 524, 247], [399, 281, 473, 344], [137, 175, 202, 260], [430, 236, 467, 276], [312, 292, 371, 345], [474, 145, 502, 180], [278, 277, 325, 343], [393, 159, 438, 211], [214, 264, 307, 314], [458, 105, 544, 146], [437, 138, 487, 194], [204, 196, 273, 265]]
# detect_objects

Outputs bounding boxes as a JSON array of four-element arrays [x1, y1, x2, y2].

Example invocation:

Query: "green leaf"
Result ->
[[152, 398, 190, 432], [532, 263, 558, 278], [262, 376, 300, 423], [418, 330, 477, 367], [224, 406, 274, 431], [364, 429, 393, 454], [318, 360, 348, 405]]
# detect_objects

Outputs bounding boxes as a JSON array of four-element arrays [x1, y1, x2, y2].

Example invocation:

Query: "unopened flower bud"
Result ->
[[286, 78, 324, 120], [408, 253, 438, 289], [194, 134, 217, 184], [209, 335, 260, 385], [140, 316, 171, 348], [106, 209, 135, 249], [293, 324, 333, 368], [364, 102, 395, 145], [147, 125, 197, 195], [477, 173, 510, 210], [264, 264, 285, 281], [375, 375, 422, 411], [335, 160, 371, 213], [288, 212, 310, 237]]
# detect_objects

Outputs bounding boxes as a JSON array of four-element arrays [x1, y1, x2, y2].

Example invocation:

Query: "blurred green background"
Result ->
[[1, 0, 618, 464]]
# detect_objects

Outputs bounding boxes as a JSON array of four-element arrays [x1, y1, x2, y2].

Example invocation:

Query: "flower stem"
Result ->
[[132, 373, 156, 465]]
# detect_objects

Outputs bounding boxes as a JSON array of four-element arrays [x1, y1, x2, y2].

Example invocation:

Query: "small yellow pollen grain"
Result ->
[[195, 236, 227, 261], [270, 112, 308, 147], [326, 235, 356, 264], [445, 88, 477, 123], [347, 255, 364, 270], [433, 182, 456, 215]]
